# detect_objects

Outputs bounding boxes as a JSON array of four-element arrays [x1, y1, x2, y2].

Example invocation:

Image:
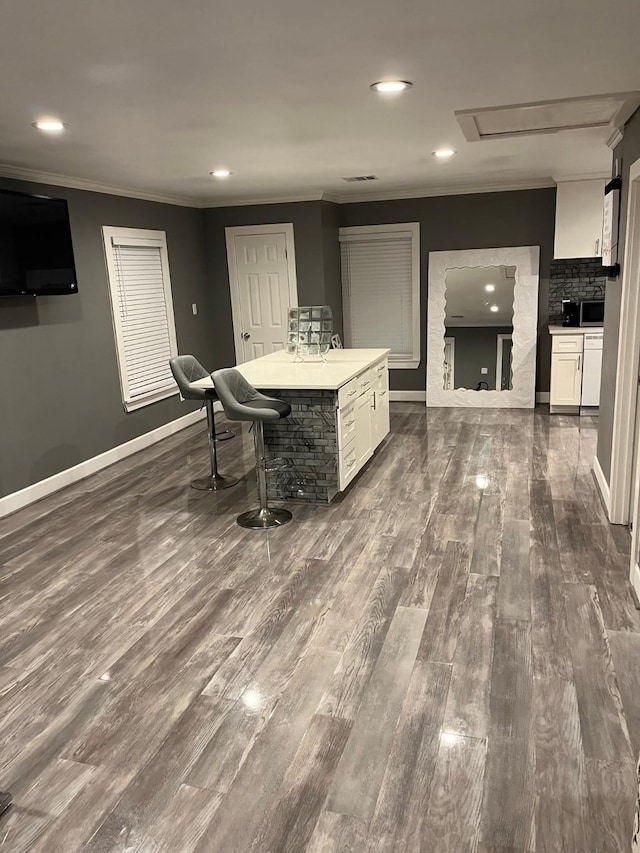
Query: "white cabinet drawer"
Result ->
[[358, 369, 374, 396], [337, 402, 357, 450], [338, 441, 359, 490], [552, 335, 584, 354], [338, 376, 361, 409], [374, 359, 389, 391]]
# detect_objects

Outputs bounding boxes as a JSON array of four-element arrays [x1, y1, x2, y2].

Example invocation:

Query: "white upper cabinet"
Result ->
[[554, 179, 606, 259]]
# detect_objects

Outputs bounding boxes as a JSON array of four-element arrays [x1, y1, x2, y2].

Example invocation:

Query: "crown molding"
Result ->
[[606, 126, 624, 150], [552, 171, 611, 183], [336, 177, 555, 204], [0, 163, 556, 210], [202, 190, 344, 208], [0, 163, 202, 208]]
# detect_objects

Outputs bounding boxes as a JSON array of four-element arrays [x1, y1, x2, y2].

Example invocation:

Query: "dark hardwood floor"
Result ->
[[0, 403, 638, 852]]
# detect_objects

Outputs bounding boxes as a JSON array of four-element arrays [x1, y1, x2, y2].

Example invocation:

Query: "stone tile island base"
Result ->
[[262, 389, 338, 504]]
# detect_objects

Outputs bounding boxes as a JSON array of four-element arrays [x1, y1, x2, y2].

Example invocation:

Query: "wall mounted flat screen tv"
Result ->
[[0, 188, 77, 296]]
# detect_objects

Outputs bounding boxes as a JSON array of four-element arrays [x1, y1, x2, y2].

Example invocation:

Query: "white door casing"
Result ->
[[609, 157, 640, 526], [444, 337, 455, 390], [225, 224, 298, 364], [496, 333, 513, 391]]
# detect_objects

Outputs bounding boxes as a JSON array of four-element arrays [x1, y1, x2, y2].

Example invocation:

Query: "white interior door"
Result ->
[[226, 224, 298, 364]]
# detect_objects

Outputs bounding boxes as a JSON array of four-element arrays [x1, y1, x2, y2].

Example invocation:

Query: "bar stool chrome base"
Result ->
[[191, 473, 239, 491], [237, 506, 292, 529]]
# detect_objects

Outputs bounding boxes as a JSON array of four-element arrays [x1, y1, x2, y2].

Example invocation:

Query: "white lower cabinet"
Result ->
[[337, 357, 389, 491], [338, 439, 358, 490], [372, 388, 390, 447], [354, 391, 373, 468], [550, 333, 584, 408], [550, 352, 583, 406]]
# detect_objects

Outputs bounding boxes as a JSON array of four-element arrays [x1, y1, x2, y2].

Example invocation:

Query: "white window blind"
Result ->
[[340, 223, 420, 368], [102, 227, 179, 411]]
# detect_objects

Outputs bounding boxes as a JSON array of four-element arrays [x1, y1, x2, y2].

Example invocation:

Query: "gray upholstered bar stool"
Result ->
[[212, 368, 292, 529], [169, 356, 238, 491]]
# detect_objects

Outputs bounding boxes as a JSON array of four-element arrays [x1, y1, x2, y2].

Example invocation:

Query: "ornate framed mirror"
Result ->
[[427, 246, 540, 408]]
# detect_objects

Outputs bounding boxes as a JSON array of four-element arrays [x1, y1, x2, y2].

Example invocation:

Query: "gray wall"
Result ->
[[320, 201, 343, 338], [0, 177, 212, 499], [338, 188, 556, 393], [202, 200, 344, 371], [445, 326, 513, 391], [597, 107, 640, 483]]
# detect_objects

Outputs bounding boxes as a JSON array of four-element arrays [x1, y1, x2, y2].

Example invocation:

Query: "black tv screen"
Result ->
[[0, 188, 77, 296]]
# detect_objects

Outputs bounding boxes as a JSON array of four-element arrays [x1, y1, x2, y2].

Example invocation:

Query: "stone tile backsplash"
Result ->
[[548, 257, 606, 325]]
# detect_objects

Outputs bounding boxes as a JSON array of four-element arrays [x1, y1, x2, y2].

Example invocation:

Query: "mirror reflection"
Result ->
[[443, 265, 515, 391]]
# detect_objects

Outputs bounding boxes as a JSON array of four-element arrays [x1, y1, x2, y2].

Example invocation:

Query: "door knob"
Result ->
[[242, 332, 251, 340]]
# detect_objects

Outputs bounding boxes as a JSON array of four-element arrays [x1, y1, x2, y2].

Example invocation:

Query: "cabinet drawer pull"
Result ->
[[378, 365, 385, 372], [380, 390, 387, 397], [346, 419, 355, 427], [347, 458, 356, 469], [348, 389, 357, 397], [362, 380, 370, 387]]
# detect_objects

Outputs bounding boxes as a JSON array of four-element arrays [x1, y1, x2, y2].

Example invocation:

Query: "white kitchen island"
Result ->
[[197, 348, 390, 503]]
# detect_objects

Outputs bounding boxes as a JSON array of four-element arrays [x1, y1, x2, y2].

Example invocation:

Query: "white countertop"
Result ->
[[192, 348, 390, 391], [549, 325, 604, 335]]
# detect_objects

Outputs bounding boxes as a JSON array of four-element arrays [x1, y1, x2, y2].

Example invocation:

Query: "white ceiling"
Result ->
[[445, 266, 515, 326], [1, 0, 638, 206]]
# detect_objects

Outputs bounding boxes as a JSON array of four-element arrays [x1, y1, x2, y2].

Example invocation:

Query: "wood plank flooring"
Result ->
[[0, 404, 638, 852]]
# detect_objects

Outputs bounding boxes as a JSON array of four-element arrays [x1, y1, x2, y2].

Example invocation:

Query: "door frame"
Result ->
[[609, 157, 640, 525], [443, 336, 455, 390], [225, 223, 298, 364], [496, 333, 513, 391]]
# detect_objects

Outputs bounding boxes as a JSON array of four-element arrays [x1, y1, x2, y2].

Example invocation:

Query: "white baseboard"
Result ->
[[592, 454, 611, 518], [389, 390, 427, 402], [0, 408, 207, 520], [536, 392, 550, 403]]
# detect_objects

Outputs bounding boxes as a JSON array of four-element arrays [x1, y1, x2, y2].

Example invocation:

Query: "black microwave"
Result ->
[[580, 300, 605, 326]]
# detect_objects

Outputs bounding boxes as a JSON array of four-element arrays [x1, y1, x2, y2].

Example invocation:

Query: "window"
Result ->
[[102, 226, 179, 411], [340, 223, 420, 368]]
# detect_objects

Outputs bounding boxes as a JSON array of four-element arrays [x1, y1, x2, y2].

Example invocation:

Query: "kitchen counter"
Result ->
[[192, 348, 390, 392], [195, 349, 390, 503], [548, 325, 603, 335]]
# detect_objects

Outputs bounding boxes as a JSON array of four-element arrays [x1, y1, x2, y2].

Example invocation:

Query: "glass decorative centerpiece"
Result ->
[[287, 305, 333, 361]]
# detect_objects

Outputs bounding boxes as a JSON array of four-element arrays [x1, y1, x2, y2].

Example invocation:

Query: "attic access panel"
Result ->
[[456, 92, 640, 141]]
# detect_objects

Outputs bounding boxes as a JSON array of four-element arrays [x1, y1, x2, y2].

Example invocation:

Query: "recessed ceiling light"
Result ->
[[433, 148, 456, 159], [485, 284, 496, 292], [490, 305, 499, 313], [32, 118, 66, 132], [370, 80, 413, 94], [210, 169, 232, 178]]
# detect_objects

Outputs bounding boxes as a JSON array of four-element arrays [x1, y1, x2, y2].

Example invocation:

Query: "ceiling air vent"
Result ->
[[456, 92, 640, 142], [342, 175, 378, 182]]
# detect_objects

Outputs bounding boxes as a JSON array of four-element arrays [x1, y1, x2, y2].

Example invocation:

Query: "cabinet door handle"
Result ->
[[578, 355, 581, 371], [595, 238, 600, 256]]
